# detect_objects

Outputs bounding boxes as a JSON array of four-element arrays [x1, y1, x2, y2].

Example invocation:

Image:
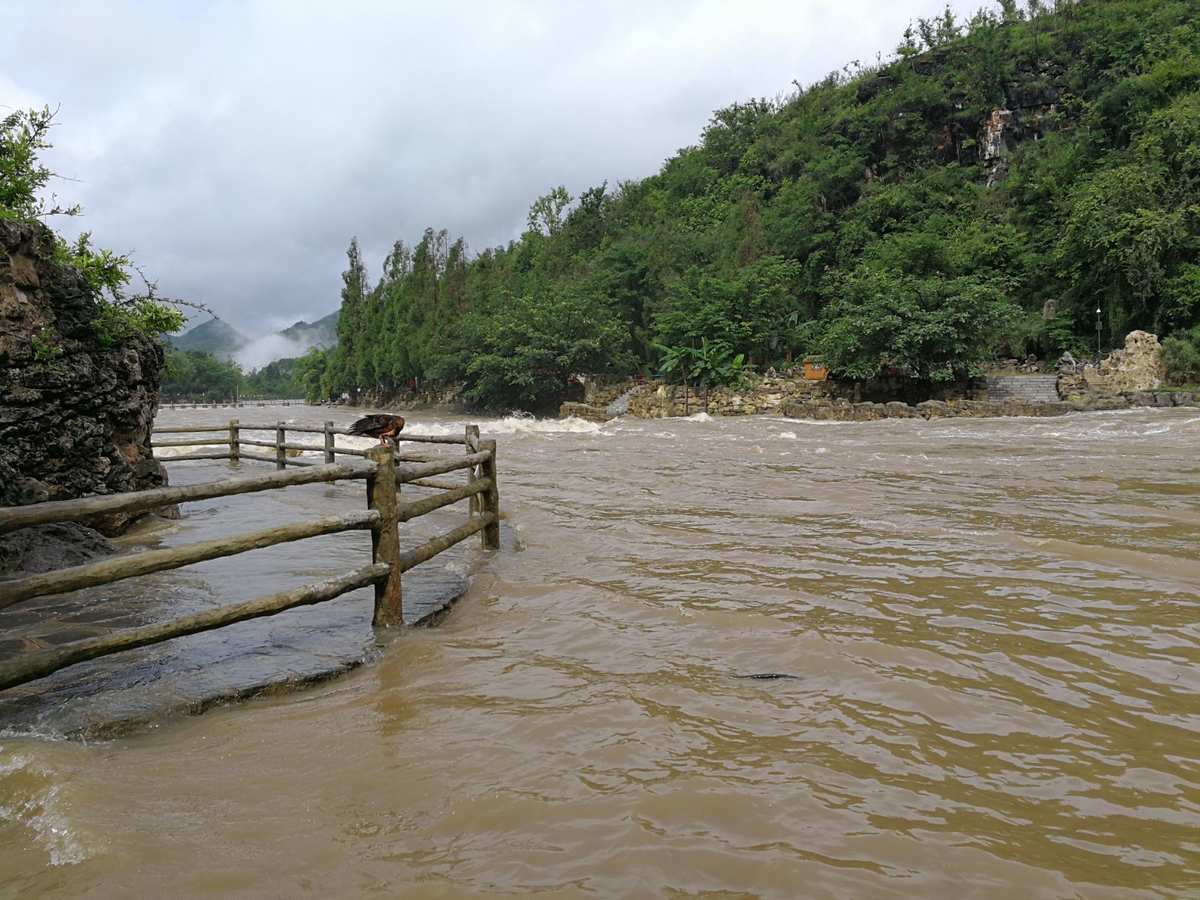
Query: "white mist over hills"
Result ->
[[169, 312, 338, 370], [234, 333, 319, 370]]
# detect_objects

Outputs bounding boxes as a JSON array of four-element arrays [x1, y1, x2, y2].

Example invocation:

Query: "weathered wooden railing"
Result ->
[[0, 427, 500, 692], [159, 398, 307, 410]]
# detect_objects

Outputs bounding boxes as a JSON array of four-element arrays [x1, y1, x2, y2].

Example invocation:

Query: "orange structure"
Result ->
[[802, 357, 829, 381]]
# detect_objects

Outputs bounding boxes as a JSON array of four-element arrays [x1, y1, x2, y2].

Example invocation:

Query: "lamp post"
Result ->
[[1095, 306, 1102, 357]]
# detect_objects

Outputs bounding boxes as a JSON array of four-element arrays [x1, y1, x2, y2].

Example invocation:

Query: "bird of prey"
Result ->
[[348, 414, 406, 445]]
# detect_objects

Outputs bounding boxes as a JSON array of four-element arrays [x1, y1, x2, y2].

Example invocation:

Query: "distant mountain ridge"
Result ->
[[168, 318, 247, 359], [169, 311, 339, 366], [278, 311, 339, 350]]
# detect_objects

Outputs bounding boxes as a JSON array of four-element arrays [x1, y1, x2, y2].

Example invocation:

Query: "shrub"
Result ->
[[1162, 326, 1200, 385]]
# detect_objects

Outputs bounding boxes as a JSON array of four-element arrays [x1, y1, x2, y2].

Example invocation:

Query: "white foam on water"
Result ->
[[778, 431, 798, 440], [772, 417, 858, 426], [683, 412, 714, 423], [482, 415, 607, 436], [152, 445, 201, 459], [0, 750, 95, 866], [396, 416, 606, 441]]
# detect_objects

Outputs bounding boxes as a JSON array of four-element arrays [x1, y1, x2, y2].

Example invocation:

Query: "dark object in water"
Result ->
[[737, 673, 800, 680], [0, 522, 115, 575], [348, 414, 406, 445]]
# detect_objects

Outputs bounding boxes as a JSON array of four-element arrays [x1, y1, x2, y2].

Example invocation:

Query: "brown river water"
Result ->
[[1, 405, 1198, 897]]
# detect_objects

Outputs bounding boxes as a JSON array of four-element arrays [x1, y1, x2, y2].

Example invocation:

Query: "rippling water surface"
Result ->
[[2, 406, 1198, 897]]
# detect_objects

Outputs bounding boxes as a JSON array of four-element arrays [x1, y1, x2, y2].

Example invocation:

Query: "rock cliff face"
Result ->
[[0, 219, 167, 533], [1058, 330, 1167, 401]]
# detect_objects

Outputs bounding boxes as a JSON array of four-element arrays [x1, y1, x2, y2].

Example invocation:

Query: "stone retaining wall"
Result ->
[[985, 375, 1061, 403], [779, 397, 1076, 421], [627, 377, 832, 419]]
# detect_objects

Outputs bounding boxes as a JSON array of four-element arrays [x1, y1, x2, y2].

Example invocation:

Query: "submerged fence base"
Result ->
[[0, 423, 501, 694]]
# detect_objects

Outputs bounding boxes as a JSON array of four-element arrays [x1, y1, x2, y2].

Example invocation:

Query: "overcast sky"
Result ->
[[2, 0, 986, 336]]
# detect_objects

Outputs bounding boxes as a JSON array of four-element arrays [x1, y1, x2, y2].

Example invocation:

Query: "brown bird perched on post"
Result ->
[[348, 414, 406, 445]]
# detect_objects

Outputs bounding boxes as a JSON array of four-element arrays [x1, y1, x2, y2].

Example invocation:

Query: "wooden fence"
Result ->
[[159, 399, 307, 410], [0, 423, 499, 692]]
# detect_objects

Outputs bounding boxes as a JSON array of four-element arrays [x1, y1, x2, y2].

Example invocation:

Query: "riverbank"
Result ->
[[561, 377, 1198, 423], [557, 331, 1196, 422]]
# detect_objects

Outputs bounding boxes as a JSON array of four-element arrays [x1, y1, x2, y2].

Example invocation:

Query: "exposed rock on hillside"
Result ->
[[1058, 330, 1167, 401], [0, 219, 168, 535], [1096, 330, 1167, 392]]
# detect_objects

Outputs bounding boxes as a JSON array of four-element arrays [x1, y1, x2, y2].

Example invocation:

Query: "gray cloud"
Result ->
[[3, 0, 985, 336]]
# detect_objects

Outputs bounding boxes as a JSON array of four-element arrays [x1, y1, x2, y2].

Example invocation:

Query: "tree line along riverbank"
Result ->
[[295, 0, 1200, 415]]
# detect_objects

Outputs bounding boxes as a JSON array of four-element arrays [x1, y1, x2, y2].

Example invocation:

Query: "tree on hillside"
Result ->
[[462, 287, 634, 410], [817, 267, 1018, 381], [527, 187, 572, 237], [329, 237, 370, 397], [162, 350, 242, 400]]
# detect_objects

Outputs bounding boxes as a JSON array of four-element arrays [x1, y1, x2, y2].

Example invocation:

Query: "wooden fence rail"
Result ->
[[158, 399, 307, 410], [149, 419, 480, 478], [0, 422, 501, 693]]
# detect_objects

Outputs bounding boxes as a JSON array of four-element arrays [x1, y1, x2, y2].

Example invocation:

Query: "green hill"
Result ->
[[169, 318, 247, 359], [279, 311, 338, 350], [309, 0, 1200, 409]]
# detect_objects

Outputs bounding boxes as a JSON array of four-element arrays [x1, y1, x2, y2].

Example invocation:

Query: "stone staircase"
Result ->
[[985, 375, 1061, 404]]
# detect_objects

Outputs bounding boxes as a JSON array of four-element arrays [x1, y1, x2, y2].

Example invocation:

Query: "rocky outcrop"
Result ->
[[1098, 330, 1167, 391], [0, 219, 168, 534], [979, 60, 1065, 185], [0, 522, 116, 574], [1058, 330, 1167, 402]]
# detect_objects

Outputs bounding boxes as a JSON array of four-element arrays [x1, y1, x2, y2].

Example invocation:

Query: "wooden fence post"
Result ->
[[229, 418, 240, 462], [465, 424, 481, 521], [275, 422, 286, 470], [365, 445, 403, 627], [324, 421, 335, 465], [480, 439, 500, 550]]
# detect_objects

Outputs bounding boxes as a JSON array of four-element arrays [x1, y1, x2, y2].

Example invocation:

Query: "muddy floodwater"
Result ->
[[1, 405, 1198, 897]]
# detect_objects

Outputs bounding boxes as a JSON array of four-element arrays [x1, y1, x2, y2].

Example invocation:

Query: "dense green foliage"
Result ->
[[1, 107, 79, 221], [309, 0, 1200, 409], [162, 350, 306, 401], [163, 350, 243, 401], [243, 357, 305, 398], [1163, 324, 1200, 385], [1, 107, 187, 342]]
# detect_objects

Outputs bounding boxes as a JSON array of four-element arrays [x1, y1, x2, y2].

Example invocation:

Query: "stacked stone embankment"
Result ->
[[985, 375, 1061, 404], [779, 397, 1074, 421]]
